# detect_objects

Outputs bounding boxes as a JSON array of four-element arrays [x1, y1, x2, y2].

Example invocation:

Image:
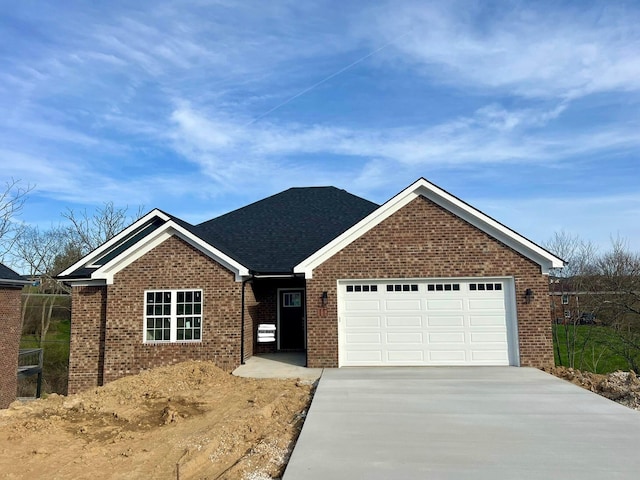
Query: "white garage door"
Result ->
[[338, 279, 517, 366]]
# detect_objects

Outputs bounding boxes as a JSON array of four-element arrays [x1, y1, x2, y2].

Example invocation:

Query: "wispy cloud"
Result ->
[[358, 1, 640, 100], [167, 102, 639, 173]]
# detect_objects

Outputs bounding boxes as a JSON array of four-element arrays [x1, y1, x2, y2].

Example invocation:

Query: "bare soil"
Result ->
[[545, 366, 640, 410], [0, 361, 315, 480]]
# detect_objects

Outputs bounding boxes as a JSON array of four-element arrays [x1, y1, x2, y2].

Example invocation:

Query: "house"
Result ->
[[549, 278, 585, 324], [59, 178, 563, 393], [549, 276, 630, 325], [0, 263, 30, 408]]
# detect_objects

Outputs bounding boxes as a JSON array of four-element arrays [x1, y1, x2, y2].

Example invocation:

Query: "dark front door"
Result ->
[[278, 289, 305, 350]]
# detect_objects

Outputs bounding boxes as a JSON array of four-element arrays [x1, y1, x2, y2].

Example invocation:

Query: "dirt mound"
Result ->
[[0, 361, 315, 479], [545, 366, 640, 410]]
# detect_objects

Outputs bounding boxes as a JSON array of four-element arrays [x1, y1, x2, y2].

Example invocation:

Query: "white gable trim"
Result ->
[[294, 178, 564, 278], [90, 221, 250, 284], [58, 209, 171, 277]]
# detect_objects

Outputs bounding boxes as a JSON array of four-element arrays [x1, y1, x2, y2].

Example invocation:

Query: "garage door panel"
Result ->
[[426, 299, 464, 311], [387, 350, 424, 362], [428, 332, 466, 344], [471, 351, 509, 362], [345, 316, 381, 328], [469, 315, 506, 326], [428, 350, 467, 362], [386, 316, 422, 327], [345, 299, 381, 311], [340, 279, 513, 367], [468, 298, 505, 310], [387, 332, 423, 344], [346, 332, 381, 344], [427, 315, 465, 327], [345, 351, 383, 363], [385, 299, 422, 311], [470, 332, 508, 343]]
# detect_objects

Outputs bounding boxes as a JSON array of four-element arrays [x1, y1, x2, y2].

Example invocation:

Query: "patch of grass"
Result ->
[[553, 325, 640, 374], [19, 318, 70, 396]]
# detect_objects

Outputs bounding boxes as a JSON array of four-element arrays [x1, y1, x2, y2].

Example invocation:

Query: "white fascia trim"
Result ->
[[295, 178, 564, 278], [0, 278, 32, 286], [92, 221, 250, 284], [58, 209, 171, 277]]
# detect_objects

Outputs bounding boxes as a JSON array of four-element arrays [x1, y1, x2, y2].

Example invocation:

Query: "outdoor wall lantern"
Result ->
[[524, 288, 534, 304], [321, 291, 328, 307]]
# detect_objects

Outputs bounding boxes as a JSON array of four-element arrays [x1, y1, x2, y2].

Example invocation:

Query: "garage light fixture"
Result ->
[[321, 291, 328, 307], [524, 288, 534, 304]]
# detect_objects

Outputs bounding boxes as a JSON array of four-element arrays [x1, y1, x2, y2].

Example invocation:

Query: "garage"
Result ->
[[338, 278, 518, 366]]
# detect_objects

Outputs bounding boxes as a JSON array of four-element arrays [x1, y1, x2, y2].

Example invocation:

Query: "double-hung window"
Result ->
[[144, 289, 202, 342]]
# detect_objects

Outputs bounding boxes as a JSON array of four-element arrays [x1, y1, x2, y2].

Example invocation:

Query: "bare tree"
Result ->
[[589, 237, 640, 372], [0, 178, 33, 259], [546, 232, 640, 372], [544, 230, 597, 368], [14, 225, 69, 346], [62, 201, 144, 254]]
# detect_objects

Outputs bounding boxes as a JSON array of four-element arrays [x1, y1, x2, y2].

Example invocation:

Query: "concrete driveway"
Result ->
[[283, 367, 640, 479]]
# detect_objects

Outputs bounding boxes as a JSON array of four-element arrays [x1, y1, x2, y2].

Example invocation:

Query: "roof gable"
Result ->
[[294, 178, 564, 278], [58, 209, 250, 283], [195, 187, 379, 273]]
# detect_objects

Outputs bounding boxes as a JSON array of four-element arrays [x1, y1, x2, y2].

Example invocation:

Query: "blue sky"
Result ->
[[1, 0, 639, 251]]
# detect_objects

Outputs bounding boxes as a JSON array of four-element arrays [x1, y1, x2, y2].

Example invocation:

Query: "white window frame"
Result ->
[[561, 294, 569, 305], [144, 289, 203, 343]]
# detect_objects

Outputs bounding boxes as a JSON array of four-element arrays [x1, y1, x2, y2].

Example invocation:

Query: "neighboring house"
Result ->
[[549, 278, 583, 324], [0, 263, 30, 408], [549, 276, 622, 325], [59, 178, 563, 393]]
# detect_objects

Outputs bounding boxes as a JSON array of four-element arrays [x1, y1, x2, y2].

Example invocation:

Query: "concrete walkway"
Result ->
[[232, 353, 323, 381], [283, 367, 640, 479]]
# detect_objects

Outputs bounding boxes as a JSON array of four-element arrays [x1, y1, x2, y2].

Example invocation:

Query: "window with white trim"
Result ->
[[145, 290, 202, 342], [561, 294, 569, 305]]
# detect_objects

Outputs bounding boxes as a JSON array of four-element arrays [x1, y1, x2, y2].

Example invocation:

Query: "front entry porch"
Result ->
[[233, 353, 322, 381], [249, 277, 307, 356]]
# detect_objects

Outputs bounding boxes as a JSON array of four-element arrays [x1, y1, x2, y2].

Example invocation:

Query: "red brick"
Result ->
[[0, 286, 22, 408]]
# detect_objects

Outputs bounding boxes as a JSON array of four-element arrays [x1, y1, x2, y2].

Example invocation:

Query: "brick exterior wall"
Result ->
[[0, 286, 22, 408], [306, 195, 553, 369], [68, 235, 246, 393], [68, 286, 107, 394]]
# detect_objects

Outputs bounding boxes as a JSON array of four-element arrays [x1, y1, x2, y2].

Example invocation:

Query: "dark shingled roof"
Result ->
[[195, 187, 379, 273], [0, 263, 26, 282]]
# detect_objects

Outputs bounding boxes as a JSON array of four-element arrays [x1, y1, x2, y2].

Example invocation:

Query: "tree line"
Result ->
[[545, 231, 640, 372]]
